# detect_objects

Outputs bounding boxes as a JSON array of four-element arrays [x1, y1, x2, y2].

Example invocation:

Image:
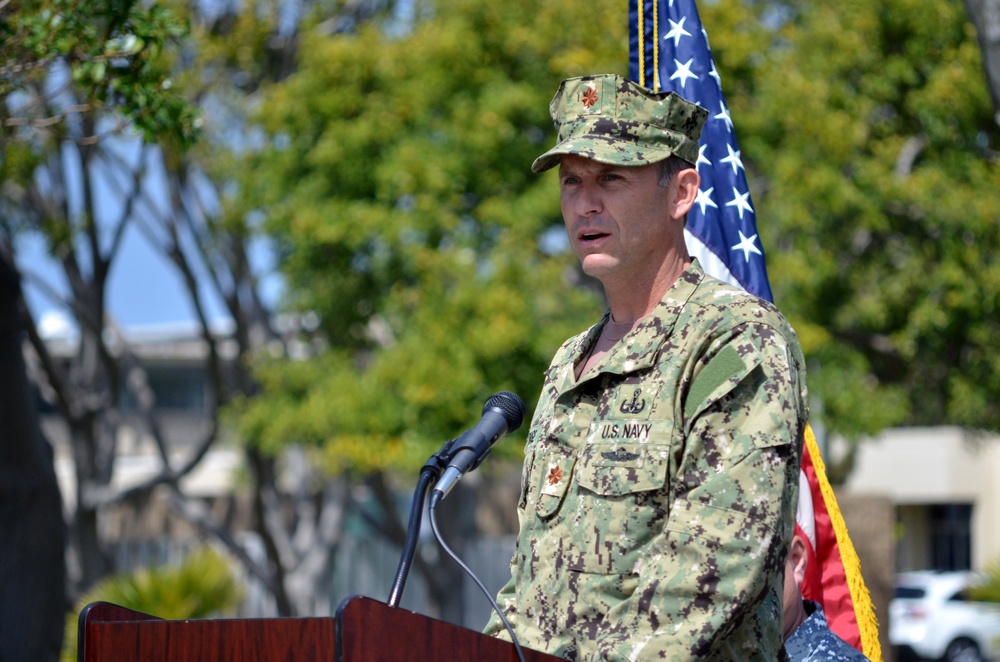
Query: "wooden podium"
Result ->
[[78, 596, 564, 661]]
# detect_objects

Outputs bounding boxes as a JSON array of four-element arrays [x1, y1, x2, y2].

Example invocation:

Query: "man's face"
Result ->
[[782, 534, 809, 639], [558, 154, 678, 286], [782, 546, 801, 635]]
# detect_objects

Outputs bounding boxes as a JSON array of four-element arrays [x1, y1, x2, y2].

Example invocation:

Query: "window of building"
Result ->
[[928, 503, 972, 571], [122, 366, 208, 414]]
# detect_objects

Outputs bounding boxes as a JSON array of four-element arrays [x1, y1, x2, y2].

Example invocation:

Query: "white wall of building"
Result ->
[[843, 426, 1000, 570]]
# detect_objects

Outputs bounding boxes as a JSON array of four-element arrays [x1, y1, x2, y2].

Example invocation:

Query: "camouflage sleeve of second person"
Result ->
[[592, 318, 807, 661]]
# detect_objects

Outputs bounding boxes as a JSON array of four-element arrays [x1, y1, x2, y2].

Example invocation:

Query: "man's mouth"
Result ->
[[580, 230, 609, 242]]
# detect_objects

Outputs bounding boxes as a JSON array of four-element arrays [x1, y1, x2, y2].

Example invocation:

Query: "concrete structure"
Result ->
[[842, 426, 1000, 573]]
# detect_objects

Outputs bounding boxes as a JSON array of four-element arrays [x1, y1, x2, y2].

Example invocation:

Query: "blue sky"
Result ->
[[16, 137, 279, 336], [19, 227, 230, 335]]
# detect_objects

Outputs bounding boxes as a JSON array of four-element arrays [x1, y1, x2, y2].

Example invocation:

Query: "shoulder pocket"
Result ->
[[684, 342, 763, 421]]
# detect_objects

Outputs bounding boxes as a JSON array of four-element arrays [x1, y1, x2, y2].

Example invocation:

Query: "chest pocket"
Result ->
[[574, 441, 670, 495], [566, 436, 672, 575], [577, 417, 674, 493]]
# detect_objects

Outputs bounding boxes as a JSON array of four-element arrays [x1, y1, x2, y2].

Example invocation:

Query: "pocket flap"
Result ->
[[574, 443, 669, 496]]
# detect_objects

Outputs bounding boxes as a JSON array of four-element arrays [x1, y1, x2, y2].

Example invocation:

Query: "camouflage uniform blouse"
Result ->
[[485, 262, 807, 661], [784, 601, 871, 662]]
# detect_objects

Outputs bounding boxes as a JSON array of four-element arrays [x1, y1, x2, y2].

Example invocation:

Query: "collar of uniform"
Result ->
[[545, 260, 706, 392], [544, 311, 609, 394]]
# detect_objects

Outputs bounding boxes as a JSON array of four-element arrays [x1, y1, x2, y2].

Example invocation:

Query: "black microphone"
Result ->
[[432, 391, 526, 499]]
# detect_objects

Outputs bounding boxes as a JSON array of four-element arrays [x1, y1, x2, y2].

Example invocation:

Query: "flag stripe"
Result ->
[[683, 229, 742, 290], [803, 427, 882, 658]]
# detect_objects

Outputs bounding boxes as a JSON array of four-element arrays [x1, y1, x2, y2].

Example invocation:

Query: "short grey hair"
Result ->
[[657, 156, 693, 188]]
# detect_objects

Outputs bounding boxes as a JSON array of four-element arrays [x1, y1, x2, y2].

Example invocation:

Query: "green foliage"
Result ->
[[228, 0, 625, 471], [59, 546, 244, 661], [231, 0, 1000, 469], [702, 0, 1000, 439], [970, 562, 1000, 604], [0, 0, 198, 148]]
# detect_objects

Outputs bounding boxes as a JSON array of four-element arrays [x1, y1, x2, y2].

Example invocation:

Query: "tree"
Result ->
[[1, 1, 196, 657], [963, 0, 1000, 124], [227, 0, 627, 621], [160, 0, 414, 618], [699, 0, 1000, 476], [4, 0, 415, 638]]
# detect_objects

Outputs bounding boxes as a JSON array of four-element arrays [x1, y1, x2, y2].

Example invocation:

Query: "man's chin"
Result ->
[[580, 255, 618, 279]]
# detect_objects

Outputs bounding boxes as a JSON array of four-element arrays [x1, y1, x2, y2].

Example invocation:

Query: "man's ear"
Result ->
[[789, 535, 809, 588], [669, 167, 701, 220]]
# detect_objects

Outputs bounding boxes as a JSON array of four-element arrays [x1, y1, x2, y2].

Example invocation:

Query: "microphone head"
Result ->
[[484, 391, 526, 433]]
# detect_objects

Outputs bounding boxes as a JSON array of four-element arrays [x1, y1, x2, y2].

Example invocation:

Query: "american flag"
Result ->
[[629, 0, 772, 302], [628, 1, 883, 658]]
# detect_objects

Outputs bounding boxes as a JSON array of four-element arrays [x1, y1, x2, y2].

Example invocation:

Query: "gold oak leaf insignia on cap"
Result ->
[[582, 87, 599, 109], [547, 466, 563, 486]]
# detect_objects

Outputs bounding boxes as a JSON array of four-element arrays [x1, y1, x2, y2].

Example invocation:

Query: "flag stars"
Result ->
[[694, 187, 718, 214], [720, 144, 744, 175], [731, 230, 763, 263], [653, 6, 773, 302], [663, 17, 692, 47], [670, 58, 699, 89], [726, 187, 754, 221], [696, 144, 711, 169], [708, 62, 721, 89], [714, 101, 733, 133]]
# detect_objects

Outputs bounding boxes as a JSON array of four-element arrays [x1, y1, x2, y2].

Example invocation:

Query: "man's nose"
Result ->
[[573, 182, 603, 216]]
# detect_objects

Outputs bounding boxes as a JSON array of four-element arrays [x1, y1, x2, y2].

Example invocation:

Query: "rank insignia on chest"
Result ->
[[547, 466, 563, 486], [541, 461, 568, 496]]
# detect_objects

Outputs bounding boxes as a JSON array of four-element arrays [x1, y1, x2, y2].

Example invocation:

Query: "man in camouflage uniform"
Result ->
[[783, 496, 870, 661], [484, 74, 808, 660]]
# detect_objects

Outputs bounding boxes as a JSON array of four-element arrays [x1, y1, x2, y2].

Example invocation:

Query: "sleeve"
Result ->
[[592, 321, 805, 661], [483, 440, 537, 639], [483, 535, 521, 639]]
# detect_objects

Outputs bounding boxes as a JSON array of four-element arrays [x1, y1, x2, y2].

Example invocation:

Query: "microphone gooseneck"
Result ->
[[432, 391, 526, 500]]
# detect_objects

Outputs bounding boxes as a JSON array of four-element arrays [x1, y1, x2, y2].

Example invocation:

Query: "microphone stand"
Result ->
[[428, 489, 527, 662], [386, 438, 454, 608], [387, 438, 528, 662]]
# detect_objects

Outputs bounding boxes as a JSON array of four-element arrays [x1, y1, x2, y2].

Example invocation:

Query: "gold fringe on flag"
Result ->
[[652, 0, 660, 91], [637, 0, 645, 88], [804, 425, 883, 661]]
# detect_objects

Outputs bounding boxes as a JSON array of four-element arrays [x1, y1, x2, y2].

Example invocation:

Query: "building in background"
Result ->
[[34, 321, 238, 511], [843, 427, 1000, 573]]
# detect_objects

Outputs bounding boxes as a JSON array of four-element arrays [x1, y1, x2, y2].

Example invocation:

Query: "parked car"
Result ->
[[890, 570, 1000, 662]]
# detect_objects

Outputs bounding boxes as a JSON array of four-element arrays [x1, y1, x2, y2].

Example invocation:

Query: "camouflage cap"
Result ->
[[532, 74, 708, 173]]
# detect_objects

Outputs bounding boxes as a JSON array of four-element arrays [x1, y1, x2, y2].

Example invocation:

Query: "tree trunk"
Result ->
[[965, 0, 1000, 124], [0, 250, 67, 662]]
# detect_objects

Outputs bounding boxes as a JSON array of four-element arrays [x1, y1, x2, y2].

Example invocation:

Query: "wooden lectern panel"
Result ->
[[78, 597, 563, 661], [336, 595, 563, 662], [79, 602, 335, 661]]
